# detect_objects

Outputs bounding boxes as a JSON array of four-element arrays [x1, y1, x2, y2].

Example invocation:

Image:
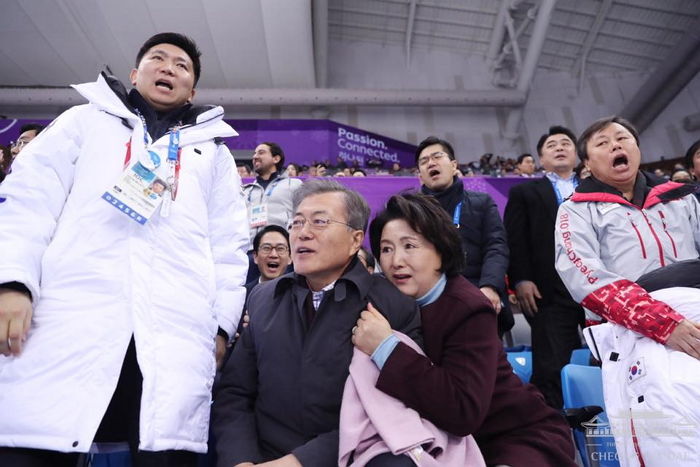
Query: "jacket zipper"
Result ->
[[658, 211, 678, 258], [641, 210, 665, 267], [628, 213, 647, 259]]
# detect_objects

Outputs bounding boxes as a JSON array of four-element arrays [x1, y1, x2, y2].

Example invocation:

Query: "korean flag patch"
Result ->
[[628, 358, 646, 383]]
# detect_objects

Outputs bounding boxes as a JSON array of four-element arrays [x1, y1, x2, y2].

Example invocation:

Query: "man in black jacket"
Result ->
[[503, 125, 584, 408], [416, 136, 512, 335], [212, 179, 422, 467]]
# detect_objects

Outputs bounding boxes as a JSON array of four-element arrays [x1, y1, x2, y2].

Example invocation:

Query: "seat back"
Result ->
[[570, 348, 592, 366], [506, 350, 532, 383], [561, 364, 619, 467]]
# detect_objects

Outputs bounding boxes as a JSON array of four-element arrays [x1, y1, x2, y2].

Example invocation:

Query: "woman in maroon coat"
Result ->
[[352, 193, 575, 467]]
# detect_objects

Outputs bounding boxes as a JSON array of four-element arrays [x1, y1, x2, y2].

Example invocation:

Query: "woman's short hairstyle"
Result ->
[[577, 116, 639, 161], [369, 192, 465, 277]]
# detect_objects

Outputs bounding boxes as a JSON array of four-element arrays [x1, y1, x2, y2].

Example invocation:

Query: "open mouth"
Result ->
[[428, 169, 440, 177], [613, 154, 629, 168], [155, 80, 173, 91], [266, 261, 280, 272], [392, 273, 412, 283]]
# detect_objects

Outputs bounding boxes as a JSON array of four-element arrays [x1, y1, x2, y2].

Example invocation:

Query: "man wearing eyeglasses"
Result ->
[[10, 123, 45, 158], [415, 136, 512, 336], [213, 179, 422, 467], [249, 225, 292, 287]]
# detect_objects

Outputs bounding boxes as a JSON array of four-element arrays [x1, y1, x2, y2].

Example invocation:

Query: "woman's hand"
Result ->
[[666, 319, 700, 359], [352, 303, 393, 356]]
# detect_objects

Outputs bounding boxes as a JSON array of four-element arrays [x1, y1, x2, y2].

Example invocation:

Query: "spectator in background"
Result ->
[[250, 225, 292, 284], [352, 169, 367, 177], [0, 145, 11, 183], [243, 142, 302, 245], [516, 153, 536, 177], [10, 123, 45, 159], [286, 163, 301, 177], [671, 168, 693, 183], [575, 161, 591, 179], [504, 125, 584, 408], [315, 163, 328, 177], [416, 136, 513, 336], [684, 139, 700, 181], [237, 162, 252, 178], [653, 167, 669, 180]]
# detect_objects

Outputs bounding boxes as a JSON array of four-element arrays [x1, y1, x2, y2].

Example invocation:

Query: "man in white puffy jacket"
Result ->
[[0, 33, 249, 466]]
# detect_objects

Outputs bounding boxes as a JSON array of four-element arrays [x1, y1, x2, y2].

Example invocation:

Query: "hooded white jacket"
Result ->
[[584, 288, 700, 467], [0, 75, 249, 453]]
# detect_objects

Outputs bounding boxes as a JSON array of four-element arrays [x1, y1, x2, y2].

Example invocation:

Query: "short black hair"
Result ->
[[19, 123, 45, 135], [414, 136, 456, 164], [684, 139, 700, 171], [536, 126, 577, 157], [260, 142, 285, 172], [516, 153, 534, 164], [252, 225, 290, 253], [136, 32, 202, 85], [369, 192, 464, 278], [577, 116, 639, 161]]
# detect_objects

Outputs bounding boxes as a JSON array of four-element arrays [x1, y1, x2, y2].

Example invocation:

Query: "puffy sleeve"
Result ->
[[0, 107, 84, 300]]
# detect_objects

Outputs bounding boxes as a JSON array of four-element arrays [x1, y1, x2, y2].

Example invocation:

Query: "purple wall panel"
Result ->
[[1, 118, 417, 169]]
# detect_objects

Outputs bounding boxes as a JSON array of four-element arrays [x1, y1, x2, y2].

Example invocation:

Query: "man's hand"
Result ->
[[257, 454, 303, 466], [0, 289, 33, 357], [352, 303, 392, 356], [515, 280, 542, 317], [666, 319, 700, 359], [215, 335, 227, 370], [480, 286, 502, 314]]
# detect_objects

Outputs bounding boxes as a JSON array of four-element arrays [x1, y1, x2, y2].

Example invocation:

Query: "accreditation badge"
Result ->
[[102, 160, 168, 224], [250, 204, 269, 228]]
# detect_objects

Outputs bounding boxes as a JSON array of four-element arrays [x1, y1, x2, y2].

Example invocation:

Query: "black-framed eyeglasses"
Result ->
[[258, 244, 289, 255], [288, 214, 355, 232]]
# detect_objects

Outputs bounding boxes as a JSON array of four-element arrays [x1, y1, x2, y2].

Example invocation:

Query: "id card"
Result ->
[[102, 162, 167, 224], [250, 204, 269, 228]]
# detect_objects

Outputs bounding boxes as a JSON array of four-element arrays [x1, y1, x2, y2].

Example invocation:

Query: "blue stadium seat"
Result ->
[[506, 350, 532, 383], [561, 364, 619, 467], [570, 347, 592, 365]]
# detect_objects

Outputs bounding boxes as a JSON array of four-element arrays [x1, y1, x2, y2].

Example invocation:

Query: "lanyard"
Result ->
[[247, 177, 282, 203], [166, 129, 181, 200], [453, 201, 463, 228], [550, 177, 579, 205]]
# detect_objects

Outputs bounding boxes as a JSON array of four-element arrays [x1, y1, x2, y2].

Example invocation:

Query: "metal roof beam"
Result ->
[[504, 0, 557, 141], [620, 16, 700, 132], [573, 0, 613, 91], [312, 0, 328, 88], [0, 87, 527, 107], [405, 0, 417, 67]]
